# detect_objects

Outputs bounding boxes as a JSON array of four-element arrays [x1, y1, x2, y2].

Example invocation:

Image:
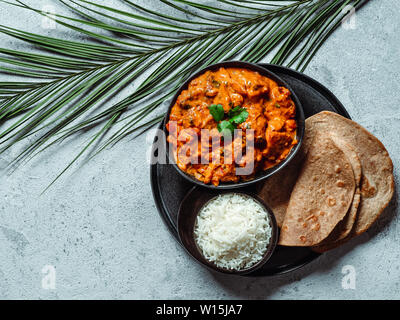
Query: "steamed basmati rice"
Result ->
[[194, 193, 272, 270]]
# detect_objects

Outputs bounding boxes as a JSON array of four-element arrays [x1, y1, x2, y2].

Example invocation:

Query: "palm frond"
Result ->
[[0, 0, 368, 189]]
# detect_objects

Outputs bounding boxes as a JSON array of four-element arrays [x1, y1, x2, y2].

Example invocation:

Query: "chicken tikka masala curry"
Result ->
[[166, 67, 297, 186]]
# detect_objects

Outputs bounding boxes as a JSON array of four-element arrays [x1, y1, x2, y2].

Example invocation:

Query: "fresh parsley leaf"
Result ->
[[208, 104, 224, 122], [227, 106, 244, 118], [217, 120, 235, 137], [210, 104, 249, 136], [230, 109, 249, 125]]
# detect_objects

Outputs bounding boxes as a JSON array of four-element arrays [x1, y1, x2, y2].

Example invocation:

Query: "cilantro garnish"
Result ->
[[208, 104, 224, 122], [217, 120, 236, 137], [208, 104, 249, 136]]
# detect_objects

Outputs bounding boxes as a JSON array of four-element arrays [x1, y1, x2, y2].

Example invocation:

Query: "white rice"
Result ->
[[194, 193, 272, 271]]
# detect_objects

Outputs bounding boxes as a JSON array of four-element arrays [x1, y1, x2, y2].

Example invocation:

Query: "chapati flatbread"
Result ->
[[306, 111, 394, 236], [312, 190, 361, 253], [279, 133, 356, 246], [313, 136, 362, 247], [258, 125, 362, 233], [330, 135, 362, 186]]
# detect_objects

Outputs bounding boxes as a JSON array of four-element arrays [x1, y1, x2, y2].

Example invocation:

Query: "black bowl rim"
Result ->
[[163, 60, 305, 189], [177, 187, 279, 275]]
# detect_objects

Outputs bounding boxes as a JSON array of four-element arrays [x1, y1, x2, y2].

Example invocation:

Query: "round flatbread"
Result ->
[[258, 126, 362, 231], [279, 133, 356, 246], [330, 135, 362, 186], [334, 190, 361, 241], [306, 111, 394, 236], [313, 137, 362, 248], [312, 190, 361, 252]]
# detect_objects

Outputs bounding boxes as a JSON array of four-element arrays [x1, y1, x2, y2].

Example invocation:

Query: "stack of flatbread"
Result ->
[[258, 111, 394, 252]]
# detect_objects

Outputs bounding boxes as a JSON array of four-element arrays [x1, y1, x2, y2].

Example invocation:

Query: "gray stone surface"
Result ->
[[0, 0, 399, 299]]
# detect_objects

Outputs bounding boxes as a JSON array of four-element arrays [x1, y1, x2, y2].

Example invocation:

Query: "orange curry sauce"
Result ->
[[166, 67, 297, 186]]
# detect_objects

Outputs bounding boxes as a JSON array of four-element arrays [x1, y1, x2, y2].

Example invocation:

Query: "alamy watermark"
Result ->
[[41, 265, 56, 290], [341, 265, 356, 290]]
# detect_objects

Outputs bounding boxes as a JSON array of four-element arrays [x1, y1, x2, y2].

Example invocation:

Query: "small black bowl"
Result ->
[[177, 187, 278, 276], [163, 60, 305, 189]]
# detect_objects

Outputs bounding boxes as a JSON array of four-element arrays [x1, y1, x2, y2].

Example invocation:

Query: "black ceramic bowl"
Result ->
[[163, 61, 305, 189], [177, 187, 278, 276]]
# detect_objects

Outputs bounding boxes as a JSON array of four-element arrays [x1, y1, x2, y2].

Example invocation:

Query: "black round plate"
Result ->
[[150, 64, 350, 276]]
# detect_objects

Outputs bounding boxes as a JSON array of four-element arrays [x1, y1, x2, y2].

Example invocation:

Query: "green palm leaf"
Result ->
[[0, 0, 368, 189]]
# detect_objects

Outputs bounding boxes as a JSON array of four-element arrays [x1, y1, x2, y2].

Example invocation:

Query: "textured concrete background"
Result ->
[[0, 0, 399, 299]]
